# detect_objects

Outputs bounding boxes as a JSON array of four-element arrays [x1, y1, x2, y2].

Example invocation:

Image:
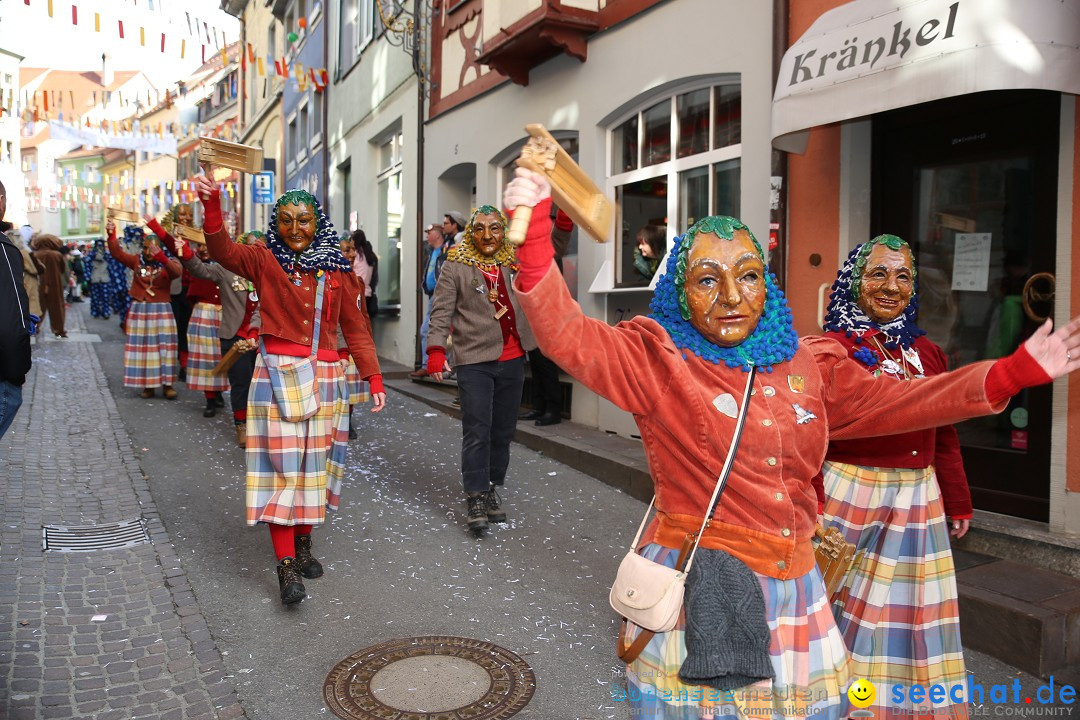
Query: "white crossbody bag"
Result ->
[[610, 368, 756, 659]]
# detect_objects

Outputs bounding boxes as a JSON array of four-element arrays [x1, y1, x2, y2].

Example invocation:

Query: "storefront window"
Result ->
[[376, 131, 404, 308], [713, 86, 741, 149], [641, 100, 671, 167], [607, 80, 742, 289], [611, 115, 638, 174], [617, 177, 668, 286], [677, 89, 710, 158]]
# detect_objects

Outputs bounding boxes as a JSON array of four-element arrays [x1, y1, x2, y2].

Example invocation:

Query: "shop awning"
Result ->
[[772, 0, 1080, 153]]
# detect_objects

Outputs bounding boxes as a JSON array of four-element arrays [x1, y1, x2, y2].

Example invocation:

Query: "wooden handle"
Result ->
[[507, 205, 533, 246]]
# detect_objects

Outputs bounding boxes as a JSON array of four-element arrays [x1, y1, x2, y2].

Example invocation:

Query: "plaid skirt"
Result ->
[[344, 357, 371, 406], [623, 543, 850, 720], [186, 302, 228, 392], [245, 354, 349, 526], [122, 301, 178, 388], [822, 462, 967, 718]]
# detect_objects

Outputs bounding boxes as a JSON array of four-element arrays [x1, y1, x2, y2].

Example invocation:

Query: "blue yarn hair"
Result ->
[[648, 216, 798, 372]]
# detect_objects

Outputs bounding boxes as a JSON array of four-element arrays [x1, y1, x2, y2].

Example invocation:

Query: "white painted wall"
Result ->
[[327, 5, 419, 367], [424, 0, 775, 435]]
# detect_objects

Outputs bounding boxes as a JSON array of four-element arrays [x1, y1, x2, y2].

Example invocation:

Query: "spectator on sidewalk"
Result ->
[[30, 233, 68, 338], [411, 222, 447, 378], [107, 220, 182, 400], [443, 210, 466, 250], [13, 231, 42, 321], [0, 180, 34, 439], [426, 205, 537, 535], [349, 229, 379, 324], [196, 167, 385, 607]]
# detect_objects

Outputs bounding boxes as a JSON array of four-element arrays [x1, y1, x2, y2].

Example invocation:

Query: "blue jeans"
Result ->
[[0, 381, 23, 440], [455, 357, 525, 494], [419, 294, 433, 359]]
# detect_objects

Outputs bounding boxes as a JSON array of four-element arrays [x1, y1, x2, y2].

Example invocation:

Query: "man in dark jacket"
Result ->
[[0, 180, 33, 439]]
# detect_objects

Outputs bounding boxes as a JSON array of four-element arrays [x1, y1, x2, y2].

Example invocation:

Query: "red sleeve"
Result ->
[[161, 255, 182, 279], [810, 470, 825, 514], [202, 188, 224, 234], [367, 374, 384, 395], [145, 218, 175, 247], [204, 218, 264, 282], [511, 197, 555, 293], [933, 424, 972, 518], [106, 231, 139, 271], [985, 344, 1051, 405], [554, 208, 574, 232]]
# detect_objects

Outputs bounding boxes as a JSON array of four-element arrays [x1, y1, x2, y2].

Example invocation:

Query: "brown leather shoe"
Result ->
[[139, 388, 155, 399], [236, 425, 247, 448], [162, 385, 178, 400]]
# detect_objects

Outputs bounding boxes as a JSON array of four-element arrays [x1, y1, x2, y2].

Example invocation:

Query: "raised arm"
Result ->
[[105, 219, 139, 271], [194, 167, 265, 281]]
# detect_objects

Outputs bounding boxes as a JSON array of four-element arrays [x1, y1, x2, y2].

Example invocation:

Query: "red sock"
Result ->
[[296, 524, 312, 537], [179, 350, 188, 368], [204, 391, 216, 399], [268, 524, 295, 561], [233, 409, 246, 423]]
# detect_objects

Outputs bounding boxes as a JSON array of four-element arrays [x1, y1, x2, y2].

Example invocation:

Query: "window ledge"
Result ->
[[587, 259, 666, 294]]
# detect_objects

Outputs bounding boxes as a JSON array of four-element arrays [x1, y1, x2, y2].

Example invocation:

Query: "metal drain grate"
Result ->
[[42, 519, 150, 552]]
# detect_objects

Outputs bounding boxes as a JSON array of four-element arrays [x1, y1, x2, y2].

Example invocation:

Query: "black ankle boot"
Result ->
[[466, 493, 489, 533], [203, 398, 217, 418], [294, 534, 324, 579], [276, 557, 306, 605]]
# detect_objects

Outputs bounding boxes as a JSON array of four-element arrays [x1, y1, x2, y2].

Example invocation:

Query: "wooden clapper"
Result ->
[[105, 207, 140, 223], [506, 124, 613, 245], [197, 137, 263, 174], [174, 224, 205, 245]]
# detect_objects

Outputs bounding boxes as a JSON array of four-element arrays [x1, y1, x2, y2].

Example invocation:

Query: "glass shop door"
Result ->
[[873, 91, 1060, 521]]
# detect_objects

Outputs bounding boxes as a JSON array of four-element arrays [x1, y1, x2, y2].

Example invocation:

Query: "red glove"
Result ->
[[202, 188, 224, 234], [153, 250, 171, 266], [426, 347, 447, 376], [985, 344, 1051, 405], [513, 197, 554, 293], [367, 374, 385, 395]]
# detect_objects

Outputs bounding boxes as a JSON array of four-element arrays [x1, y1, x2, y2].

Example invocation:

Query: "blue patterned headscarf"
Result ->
[[266, 190, 351, 274], [648, 216, 798, 372], [823, 234, 924, 353]]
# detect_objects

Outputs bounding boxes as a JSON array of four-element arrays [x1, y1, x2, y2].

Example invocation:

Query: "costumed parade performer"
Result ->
[[86, 237, 129, 320], [503, 167, 1080, 720], [30, 233, 68, 338], [196, 164, 385, 606], [163, 203, 196, 380], [812, 235, 971, 719], [145, 215, 228, 418], [106, 220, 181, 399], [425, 205, 536, 535]]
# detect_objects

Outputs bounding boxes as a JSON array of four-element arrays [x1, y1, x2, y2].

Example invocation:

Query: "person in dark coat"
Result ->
[[0, 179, 33, 438], [30, 233, 68, 338]]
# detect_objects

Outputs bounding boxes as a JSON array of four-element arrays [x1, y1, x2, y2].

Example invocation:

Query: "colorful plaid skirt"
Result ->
[[822, 462, 967, 718], [122, 301, 178, 388], [245, 354, 349, 526], [344, 357, 371, 406], [622, 543, 850, 720], [185, 302, 228, 392]]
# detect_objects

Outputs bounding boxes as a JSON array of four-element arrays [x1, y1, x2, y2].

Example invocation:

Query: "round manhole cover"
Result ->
[[323, 635, 536, 720]]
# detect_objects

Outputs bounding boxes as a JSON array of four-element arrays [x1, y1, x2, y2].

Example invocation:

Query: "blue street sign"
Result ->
[[252, 172, 275, 204]]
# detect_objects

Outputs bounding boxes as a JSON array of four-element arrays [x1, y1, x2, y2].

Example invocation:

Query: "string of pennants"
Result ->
[[21, 0, 231, 63]]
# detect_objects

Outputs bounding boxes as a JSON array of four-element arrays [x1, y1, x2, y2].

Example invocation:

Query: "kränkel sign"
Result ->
[[785, 1, 958, 89], [772, 0, 1080, 151]]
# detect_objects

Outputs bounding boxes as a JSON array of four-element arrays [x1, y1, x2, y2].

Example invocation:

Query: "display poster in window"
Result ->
[[950, 232, 991, 292]]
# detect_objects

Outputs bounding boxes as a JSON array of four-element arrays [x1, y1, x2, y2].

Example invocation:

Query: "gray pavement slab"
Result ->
[[0, 307, 245, 720]]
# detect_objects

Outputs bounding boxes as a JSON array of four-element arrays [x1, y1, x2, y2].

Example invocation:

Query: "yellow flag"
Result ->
[[47, 0, 53, 18], [221, 48, 228, 67], [181, 39, 186, 59], [140, 27, 145, 46], [257, 57, 265, 77], [94, 13, 100, 32]]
